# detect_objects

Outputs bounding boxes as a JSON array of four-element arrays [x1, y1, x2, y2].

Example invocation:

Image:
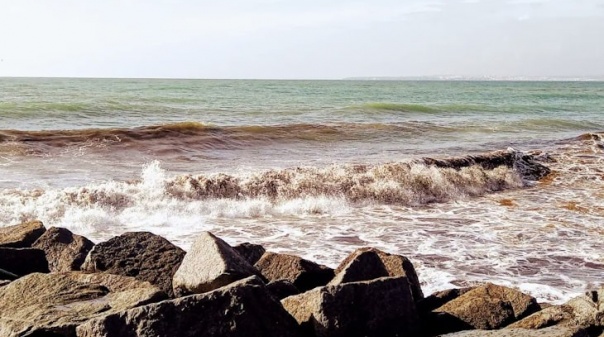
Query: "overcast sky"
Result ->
[[0, 0, 602, 79]]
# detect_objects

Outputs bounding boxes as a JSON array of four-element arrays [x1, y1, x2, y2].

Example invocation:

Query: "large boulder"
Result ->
[[417, 287, 476, 314], [32, 227, 95, 272], [0, 272, 165, 337], [0, 247, 49, 276], [172, 231, 261, 296], [233, 242, 266, 265], [255, 252, 334, 292], [81, 231, 185, 297], [76, 276, 302, 337], [0, 220, 46, 248], [330, 247, 423, 301], [432, 283, 540, 334], [281, 276, 420, 337]]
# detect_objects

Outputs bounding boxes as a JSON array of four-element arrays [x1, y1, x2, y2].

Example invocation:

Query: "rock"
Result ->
[[32, 227, 95, 272], [433, 283, 540, 333], [417, 287, 476, 314], [330, 247, 423, 301], [172, 231, 261, 296], [266, 279, 300, 300], [281, 276, 420, 337], [0, 220, 46, 248], [0, 272, 165, 337], [440, 325, 588, 337], [0, 280, 10, 287], [255, 252, 334, 292], [0, 267, 18, 281], [76, 276, 302, 337], [81, 231, 185, 297], [510, 289, 604, 330], [0, 247, 49, 276], [233, 242, 266, 265]]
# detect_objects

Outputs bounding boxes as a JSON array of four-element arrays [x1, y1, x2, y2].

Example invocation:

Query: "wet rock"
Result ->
[[330, 247, 423, 301], [433, 283, 540, 333], [281, 276, 419, 337], [81, 231, 185, 297], [255, 252, 334, 292], [0, 272, 165, 337], [0, 247, 49, 277], [0, 220, 46, 248], [76, 276, 302, 337], [233, 242, 266, 265], [172, 231, 260, 296], [266, 279, 300, 300], [32, 227, 95, 272], [440, 325, 588, 337]]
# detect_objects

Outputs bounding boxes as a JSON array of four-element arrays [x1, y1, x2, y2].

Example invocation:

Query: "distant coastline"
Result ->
[[343, 75, 604, 82]]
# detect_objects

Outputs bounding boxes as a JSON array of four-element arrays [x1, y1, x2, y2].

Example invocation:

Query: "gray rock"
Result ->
[[281, 276, 419, 337], [172, 231, 260, 296], [76, 276, 302, 337], [81, 231, 185, 297], [32, 227, 95, 272], [233, 242, 266, 265], [330, 247, 423, 301], [0, 247, 49, 277], [0, 272, 165, 337], [255, 252, 334, 292], [0, 220, 46, 248]]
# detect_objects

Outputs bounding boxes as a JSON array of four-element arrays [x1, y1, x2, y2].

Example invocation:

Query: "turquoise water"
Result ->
[[0, 78, 603, 302]]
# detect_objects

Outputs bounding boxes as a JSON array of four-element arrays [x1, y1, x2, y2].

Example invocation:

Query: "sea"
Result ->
[[1, 78, 603, 303]]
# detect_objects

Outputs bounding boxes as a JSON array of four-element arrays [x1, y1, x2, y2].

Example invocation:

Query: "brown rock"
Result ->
[[233, 242, 266, 265], [434, 283, 540, 332], [440, 325, 588, 337], [0, 247, 49, 276], [510, 289, 604, 330], [0, 220, 46, 248], [330, 247, 423, 301], [255, 252, 334, 292], [0, 280, 10, 287], [172, 231, 261, 296], [32, 227, 95, 272], [266, 279, 300, 300], [76, 276, 302, 337], [80, 231, 185, 297], [417, 287, 476, 314], [0, 272, 165, 337], [281, 276, 420, 337]]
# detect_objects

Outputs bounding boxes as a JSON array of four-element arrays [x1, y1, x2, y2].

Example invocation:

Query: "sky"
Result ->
[[0, 0, 603, 79]]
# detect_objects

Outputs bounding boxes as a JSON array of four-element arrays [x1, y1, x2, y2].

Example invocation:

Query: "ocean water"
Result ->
[[1, 78, 603, 302]]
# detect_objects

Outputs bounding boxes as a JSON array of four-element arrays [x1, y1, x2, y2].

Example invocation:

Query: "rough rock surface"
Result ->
[[172, 231, 261, 296], [433, 283, 540, 333], [0, 272, 165, 337], [510, 289, 604, 330], [32, 227, 95, 272], [330, 247, 423, 301], [0, 247, 49, 276], [281, 276, 419, 337], [81, 231, 185, 297], [417, 287, 476, 314], [0, 280, 10, 287], [266, 279, 300, 300], [233, 242, 266, 265], [76, 276, 302, 337], [0, 220, 46, 248], [441, 326, 588, 337], [255, 252, 334, 292]]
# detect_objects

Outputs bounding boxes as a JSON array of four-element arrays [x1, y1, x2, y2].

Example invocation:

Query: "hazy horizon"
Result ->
[[1, 0, 603, 79]]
